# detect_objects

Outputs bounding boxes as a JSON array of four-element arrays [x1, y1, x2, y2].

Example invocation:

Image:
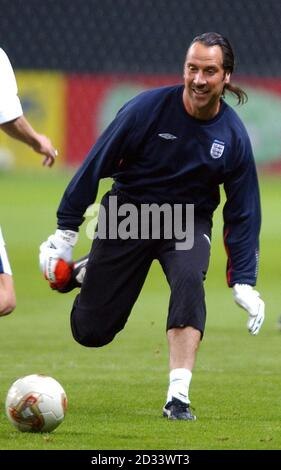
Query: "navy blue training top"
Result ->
[[57, 85, 261, 286]]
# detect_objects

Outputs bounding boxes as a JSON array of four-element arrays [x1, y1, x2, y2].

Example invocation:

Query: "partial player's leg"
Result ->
[[0, 228, 16, 315], [70, 236, 154, 347], [158, 220, 211, 335], [0, 274, 16, 315], [157, 219, 211, 420]]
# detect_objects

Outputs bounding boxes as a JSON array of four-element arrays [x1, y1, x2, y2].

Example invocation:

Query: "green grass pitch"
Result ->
[[0, 169, 280, 450]]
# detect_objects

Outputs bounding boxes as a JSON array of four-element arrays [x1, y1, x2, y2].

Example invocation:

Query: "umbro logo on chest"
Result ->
[[158, 133, 178, 140]]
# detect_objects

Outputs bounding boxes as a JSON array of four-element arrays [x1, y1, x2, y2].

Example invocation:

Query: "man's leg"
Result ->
[[168, 326, 201, 371], [70, 236, 154, 347], [0, 228, 16, 315], [0, 274, 16, 315], [157, 220, 211, 420], [163, 327, 200, 419]]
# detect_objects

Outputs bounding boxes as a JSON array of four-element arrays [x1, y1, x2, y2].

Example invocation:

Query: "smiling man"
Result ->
[[40, 32, 265, 421], [183, 40, 230, 119]]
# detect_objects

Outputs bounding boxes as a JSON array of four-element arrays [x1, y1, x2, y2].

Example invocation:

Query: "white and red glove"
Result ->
[[233, 283, 265, 335], [39, 229, 78, 289]]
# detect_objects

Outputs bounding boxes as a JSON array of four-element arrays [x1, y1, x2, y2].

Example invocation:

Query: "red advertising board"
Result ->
[[65, 75, 281, 169]]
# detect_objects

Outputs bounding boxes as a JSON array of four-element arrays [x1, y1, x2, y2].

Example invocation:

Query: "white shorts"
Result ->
[[0, 227, 12, 275]]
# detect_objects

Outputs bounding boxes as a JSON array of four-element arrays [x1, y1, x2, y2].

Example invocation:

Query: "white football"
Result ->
[[5, 374, 67, 433]]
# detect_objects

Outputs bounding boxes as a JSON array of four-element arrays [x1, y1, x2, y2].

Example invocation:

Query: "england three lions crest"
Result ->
[[210, 139, 225, 159]]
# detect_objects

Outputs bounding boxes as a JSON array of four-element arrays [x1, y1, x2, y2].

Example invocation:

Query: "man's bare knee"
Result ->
[[0, 297, 16, 316], [0, 277, 16, 316], [0, 289, 16, 317]]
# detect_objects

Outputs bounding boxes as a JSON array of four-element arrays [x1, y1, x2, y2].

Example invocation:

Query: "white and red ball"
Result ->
[[5, 374, 67, 433]]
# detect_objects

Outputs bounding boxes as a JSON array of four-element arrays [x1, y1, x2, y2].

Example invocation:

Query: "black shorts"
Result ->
[[70, 192, 211, 347]]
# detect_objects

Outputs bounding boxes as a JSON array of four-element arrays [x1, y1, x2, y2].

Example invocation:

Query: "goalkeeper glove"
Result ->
[[233, 283, 265, 335], [39, 229, 78, 287]]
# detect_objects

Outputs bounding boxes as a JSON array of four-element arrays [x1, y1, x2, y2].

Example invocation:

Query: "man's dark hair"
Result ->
[[190, 32, 247, 105]]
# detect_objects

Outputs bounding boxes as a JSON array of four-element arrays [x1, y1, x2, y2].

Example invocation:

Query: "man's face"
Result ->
[[183, 42, 230, 119]]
